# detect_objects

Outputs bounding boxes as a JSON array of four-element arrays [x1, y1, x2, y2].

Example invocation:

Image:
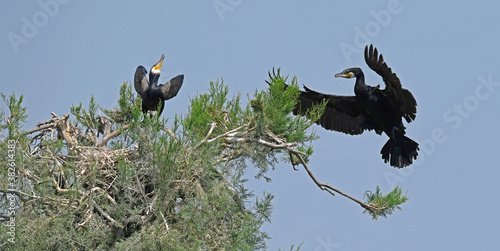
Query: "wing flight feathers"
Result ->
[[364, 45, 417, 122], [160, 74, 184, 100], [296, 85, 376, 135], [134, 66, 149, 97]]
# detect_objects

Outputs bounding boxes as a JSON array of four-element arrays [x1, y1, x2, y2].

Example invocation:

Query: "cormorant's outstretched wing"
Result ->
[[296, 86, 378, 135], [134, 66, 149, 97], [159, 74, 184, 100], [364, 44, 417, 123]]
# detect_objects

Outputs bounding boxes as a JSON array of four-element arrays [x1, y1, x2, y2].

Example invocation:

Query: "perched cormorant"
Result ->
[[278, 45, 418, 168], [134, 54, 184, 117]]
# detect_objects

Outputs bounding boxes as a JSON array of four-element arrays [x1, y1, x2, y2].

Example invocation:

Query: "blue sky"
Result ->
[[2, 1, 500, 250]]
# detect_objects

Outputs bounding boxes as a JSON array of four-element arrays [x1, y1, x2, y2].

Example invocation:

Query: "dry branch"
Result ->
[[98, 124, 131, 147], [204, 122, 381, 213]]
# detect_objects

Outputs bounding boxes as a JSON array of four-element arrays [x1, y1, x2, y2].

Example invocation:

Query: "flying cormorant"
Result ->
[[276, 45, 418, 168], [134, 54, 184, 117]]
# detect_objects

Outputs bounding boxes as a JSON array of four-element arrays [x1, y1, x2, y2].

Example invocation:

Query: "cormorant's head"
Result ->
[[334, 67, 363, 79], [151, 54, 165, 74], [149, 54, 165, 85]]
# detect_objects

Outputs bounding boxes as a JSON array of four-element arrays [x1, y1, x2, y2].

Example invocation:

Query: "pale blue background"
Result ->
[[1, 1, 500, 250]]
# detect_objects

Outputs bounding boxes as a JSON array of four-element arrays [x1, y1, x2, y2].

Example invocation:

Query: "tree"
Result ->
[[0, 71, 407, 250]]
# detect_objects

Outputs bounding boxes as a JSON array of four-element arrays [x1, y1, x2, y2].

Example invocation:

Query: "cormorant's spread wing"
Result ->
[[159, 74, 184, 100], [134, 66, 149, 97], [364, 45, 417, 123], [296, 85, 377, 135]]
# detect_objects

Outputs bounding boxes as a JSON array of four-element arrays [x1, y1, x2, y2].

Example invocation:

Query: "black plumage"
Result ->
[[279, 45, 418, 168], [134, 54, 184, 117]]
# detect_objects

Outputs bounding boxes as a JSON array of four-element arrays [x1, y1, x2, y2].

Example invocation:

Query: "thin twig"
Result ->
[[90, 199, 122, 227], [207, 123, 250, 144], [291, 151, 377, 212], [159, 210, 170, 235], [77, 206, 93, 228], [90, 187, 117, 205], [0, 188, 39, 200]]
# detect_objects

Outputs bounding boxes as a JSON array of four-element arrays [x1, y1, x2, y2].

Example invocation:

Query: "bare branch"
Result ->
[[0, 188, 40, 201], [209, 124, 381, 213], [194, 122, 217, 149], [159, 210, 170, 235], [22, 122, 57, 136], [163, 126, 177, 142], [97, 124, 131, 147], [90, 199, 122, 228], [90, 187, 117, 205], [77, 206, 93, 228], [290, 149, 378, 212], [56, 113, 78, 148], [206, 123, 250, 144]]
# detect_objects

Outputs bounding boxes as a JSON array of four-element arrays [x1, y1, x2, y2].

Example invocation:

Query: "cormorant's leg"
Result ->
[[142, 104, 148, 122], [390, 126, 404, 141], [389, 127, 396, 141], [142, 104, 146, 115]]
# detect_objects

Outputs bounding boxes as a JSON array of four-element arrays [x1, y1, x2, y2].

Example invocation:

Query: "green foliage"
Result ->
[[0, 69, 410, 250], [244, 72, 324, 176], [1, 77, 305, 250], [13, 210, 113, 250], [363, 185, 409, 220], [279, 243, 304, 251], [254, 71, 322, 143], [183, 79, 243, 142], [100, 83, 143, 128], [1, 92, 28, 139]]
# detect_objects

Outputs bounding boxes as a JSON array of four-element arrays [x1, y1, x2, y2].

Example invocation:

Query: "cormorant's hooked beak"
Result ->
[[334, 71, 353, 78], [153, 54, 165, 71]]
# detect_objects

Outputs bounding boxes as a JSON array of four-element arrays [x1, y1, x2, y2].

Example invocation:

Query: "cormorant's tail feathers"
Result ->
[[381, 136, 419, 168]]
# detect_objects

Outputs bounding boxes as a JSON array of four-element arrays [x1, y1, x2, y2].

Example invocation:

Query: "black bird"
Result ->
[[134, 54, 184, 117], [280, 45, 418, 168]]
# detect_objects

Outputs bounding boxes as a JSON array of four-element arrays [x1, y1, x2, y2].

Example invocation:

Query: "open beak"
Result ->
[[153, 54, 165, 71]]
